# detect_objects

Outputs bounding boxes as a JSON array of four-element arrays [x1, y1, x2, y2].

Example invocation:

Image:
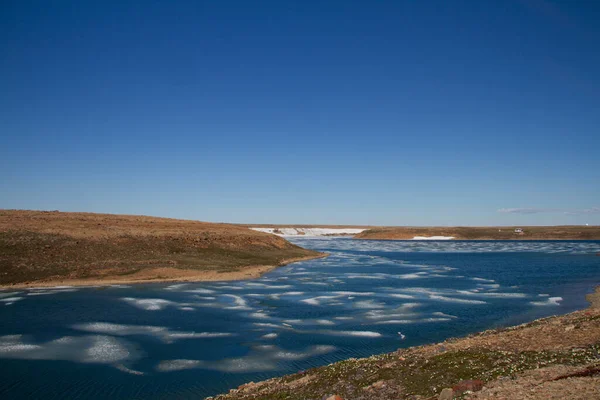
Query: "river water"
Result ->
[[1, 239, 599, 399]]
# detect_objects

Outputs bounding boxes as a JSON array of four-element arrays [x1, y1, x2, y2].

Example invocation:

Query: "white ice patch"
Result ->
[[249, 311, 270, 319], [530, 297, 563, 306], [213, 285, 245, 290], [261, 333, 278, 339], [478, 284, 501, 289], [156, 359, 202, 372], [221, 294, 251, 310], [164, 283, 189, 291], [120, 297, 177, 311], [354, 300, 386, 309], [300, 295, 341, 306], [156, 344, 337, 373], [0, 296, 24, 305], [301, 282, 330, 286], [472, 278, 496, 283], [455, 290, 527, 298], [432, 311, 458, 319], [0, 292, 21, 298], [388, 294, 416, 299], [0, 334, 137, 365], [245, 282, 293, 289], [271, 345, 336, 360], [184, 288, 216, 294], [429, 295, 487, 304], [115, 364, 144, 375], [315, 330, 382, 338], [345, 274, 387, 280], [72, 322, 234, 343], [332, 291, 375, 296], [253, 322, 289, 330], [396, 273, 429, 279], [281, 319, 336, 326], [375, 317, 452, 325]]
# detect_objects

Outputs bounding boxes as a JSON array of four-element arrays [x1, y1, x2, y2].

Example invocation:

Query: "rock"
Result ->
[[372, 380, 386, 389], [363, 380, 386, 391], [438, 388, 454, 400], [452, 379, 485, 394], [325, 396, 344, 400], [237, 381, 256, 391], [565, 324, 576, 332]]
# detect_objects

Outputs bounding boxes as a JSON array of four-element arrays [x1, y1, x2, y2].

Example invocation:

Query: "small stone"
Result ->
[[325, 395, 344, 400], [372, 380, 386, 389], [363, 380, 386, 391], [438, 388, 454, 400], [452, 379, 485, 394], [565, 324, 576, 331]]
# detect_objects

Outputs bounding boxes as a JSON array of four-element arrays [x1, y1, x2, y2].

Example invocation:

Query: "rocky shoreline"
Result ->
[[208, 286, 600, 400]]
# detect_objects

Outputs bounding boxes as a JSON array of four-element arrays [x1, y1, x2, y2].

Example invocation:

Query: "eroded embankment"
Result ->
[[209, 287, 600, 400]]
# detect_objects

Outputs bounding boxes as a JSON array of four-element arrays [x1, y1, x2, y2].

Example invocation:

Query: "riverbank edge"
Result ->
[[0, 253, 328, 289]]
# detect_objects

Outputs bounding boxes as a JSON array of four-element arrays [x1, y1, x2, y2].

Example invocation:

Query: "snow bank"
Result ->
[[250, 227, 365, 237]]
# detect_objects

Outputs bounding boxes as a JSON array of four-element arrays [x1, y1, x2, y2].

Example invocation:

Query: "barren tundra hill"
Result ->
[[355, 226, 600, 240], [0, 210, 322, 287]]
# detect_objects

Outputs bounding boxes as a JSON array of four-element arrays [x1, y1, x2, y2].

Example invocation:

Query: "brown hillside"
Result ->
[[0, 210, 322, 287]]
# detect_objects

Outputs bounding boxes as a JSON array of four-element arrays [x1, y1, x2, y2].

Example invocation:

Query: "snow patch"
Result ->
[[530, 297, 563, 306], [251, 227, 365, 237]]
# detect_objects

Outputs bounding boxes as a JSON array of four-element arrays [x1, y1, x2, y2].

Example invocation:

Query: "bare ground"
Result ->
[[0, 210, 324, 287], [209, 288, 600, 400]]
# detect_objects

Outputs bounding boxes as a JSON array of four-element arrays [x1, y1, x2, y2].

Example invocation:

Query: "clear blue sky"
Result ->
[[1, 1, 599, 225]]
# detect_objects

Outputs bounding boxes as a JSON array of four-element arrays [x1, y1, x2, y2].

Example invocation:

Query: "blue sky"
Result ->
[[1, 0, 599, 225]]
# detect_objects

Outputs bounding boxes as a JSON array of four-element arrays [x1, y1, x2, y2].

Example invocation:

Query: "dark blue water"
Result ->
[[1, 239, 599, 399]]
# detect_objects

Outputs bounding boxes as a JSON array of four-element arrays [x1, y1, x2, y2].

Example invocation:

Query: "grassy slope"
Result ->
[[0, 210, 322, 285], [211, 289, 600, 400], [355, 226, 600, 240]]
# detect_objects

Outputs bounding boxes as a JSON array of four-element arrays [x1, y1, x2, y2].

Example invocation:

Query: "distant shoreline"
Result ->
[[354, 226, 600, 241]]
